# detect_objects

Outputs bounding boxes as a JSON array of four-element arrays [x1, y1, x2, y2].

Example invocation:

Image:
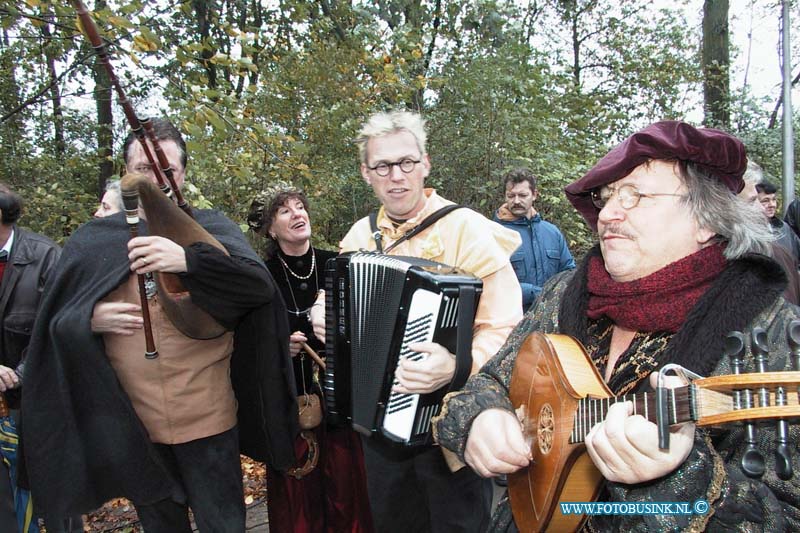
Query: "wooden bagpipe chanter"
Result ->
[[508, 323, 800, 532], [72, 0, 230, 351]]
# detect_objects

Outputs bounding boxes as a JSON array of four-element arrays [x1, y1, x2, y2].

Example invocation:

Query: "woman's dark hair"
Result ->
[[246, 187, 309, 258]]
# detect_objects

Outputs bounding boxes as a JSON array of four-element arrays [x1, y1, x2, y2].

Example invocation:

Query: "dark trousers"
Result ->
[[362, 437, 492, 533], [0, 454, 18, 532], [0, 408, 82, 533], [0, 407, 18, 532], [134, 427, 245, 533], [45, 516, 84, 533]]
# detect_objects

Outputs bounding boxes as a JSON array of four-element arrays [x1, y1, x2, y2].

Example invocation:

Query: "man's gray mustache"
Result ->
[[600, 225, 635, 239]]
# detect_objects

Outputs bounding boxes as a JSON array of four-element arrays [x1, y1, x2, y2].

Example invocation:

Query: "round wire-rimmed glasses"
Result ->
[[591, 183, 686, 210]]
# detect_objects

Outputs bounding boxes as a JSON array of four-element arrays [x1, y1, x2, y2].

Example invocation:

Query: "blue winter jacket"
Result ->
[[493, 206, 576, 310]]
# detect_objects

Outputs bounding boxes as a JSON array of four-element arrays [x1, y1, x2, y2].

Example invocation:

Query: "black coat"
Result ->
[[784, 198, 800, 239], [20, 211, 298, 522], [0, 227, 60, 409]]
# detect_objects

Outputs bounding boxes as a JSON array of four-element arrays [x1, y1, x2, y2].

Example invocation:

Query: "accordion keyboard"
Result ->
[[382, 289, 442, 442]]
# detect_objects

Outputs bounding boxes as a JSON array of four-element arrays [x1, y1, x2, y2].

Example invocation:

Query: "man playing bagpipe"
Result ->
[[21, 118, 298, 532]]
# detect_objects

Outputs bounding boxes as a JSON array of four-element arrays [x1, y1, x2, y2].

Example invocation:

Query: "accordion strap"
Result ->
[[369, 204, 465, 254], [448, 283, 476, 392]]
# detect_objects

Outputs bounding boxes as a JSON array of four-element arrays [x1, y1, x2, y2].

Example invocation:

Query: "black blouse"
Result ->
[[266, 246, 337, 394]]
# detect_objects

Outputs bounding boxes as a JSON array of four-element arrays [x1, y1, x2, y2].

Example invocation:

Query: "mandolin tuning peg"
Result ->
[[751, 328, 770, 408], [725, 332, 744, 412], [774, 381, 793, 481], [788, 320, 800, 348], [751, 327, 769, 373], [725, 331, 746, 377], [774, 376, 793, 480], [739, 329, 766, 479], [741, 417, 766, 478], [723, 331, 746, 361], [788, 320, 800, 371], [775, 323, 798, 480], [775, 441, 793, 480]]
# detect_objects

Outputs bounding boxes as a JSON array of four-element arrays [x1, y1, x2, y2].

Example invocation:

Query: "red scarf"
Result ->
[[586, 244, 727, 333]]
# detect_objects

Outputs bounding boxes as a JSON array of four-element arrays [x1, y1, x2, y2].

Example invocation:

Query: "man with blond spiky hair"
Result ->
[[311, 110, 523, 532]]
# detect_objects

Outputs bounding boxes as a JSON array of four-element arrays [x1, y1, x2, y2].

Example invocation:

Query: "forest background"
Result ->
[[0, 0, 796, 254]]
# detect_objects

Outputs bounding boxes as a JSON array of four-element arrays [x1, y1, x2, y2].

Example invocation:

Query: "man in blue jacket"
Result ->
[[493, 168, 575, 311]]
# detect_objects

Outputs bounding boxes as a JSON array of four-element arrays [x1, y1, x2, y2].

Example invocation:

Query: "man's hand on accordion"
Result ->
[[393, 342, 455, 394]]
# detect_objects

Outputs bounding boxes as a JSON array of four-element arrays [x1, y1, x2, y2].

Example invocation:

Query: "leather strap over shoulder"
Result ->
[[447, 283, 475, 392], [369, 205, 466, 254], [368, 211, 383, 253]]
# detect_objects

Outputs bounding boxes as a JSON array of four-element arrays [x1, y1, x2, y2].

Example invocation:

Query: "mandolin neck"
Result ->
[[569, 386, 695, 444]]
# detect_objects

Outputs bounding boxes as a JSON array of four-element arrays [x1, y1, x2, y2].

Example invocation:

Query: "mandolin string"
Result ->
[[571, 387, 692, 443]]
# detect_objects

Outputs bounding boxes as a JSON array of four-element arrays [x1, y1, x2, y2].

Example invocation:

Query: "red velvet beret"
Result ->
[[565, 120, 747, 230]]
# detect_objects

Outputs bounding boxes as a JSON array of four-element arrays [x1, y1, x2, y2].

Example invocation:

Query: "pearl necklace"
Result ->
[[277, 248, 316, 280], [279, 249, 318, 318]]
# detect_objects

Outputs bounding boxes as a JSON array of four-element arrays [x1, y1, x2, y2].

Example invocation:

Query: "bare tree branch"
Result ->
[[0, 51, 92, 124], [768, 69, 800, 129]]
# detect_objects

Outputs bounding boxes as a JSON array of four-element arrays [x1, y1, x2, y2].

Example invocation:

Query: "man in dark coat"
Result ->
[[434, 121, 800, 531], [0, 183, 60, 532], [756, 179, 800, 261], [784, 197, 800, 238], [21, 119, 298, 531]]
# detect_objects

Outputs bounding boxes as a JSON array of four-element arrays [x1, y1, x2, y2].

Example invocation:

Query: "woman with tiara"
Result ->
[[248, 182, 373, 532]]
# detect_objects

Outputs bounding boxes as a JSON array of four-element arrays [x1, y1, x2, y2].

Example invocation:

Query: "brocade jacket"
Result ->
[[434, 254, 800, 532]]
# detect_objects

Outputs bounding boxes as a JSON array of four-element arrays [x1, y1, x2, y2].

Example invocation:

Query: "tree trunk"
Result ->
[[193, 0, 217, 89], [0, 49, 23, 180], [40, 11, 65, 156], [702, 0, 730, 128], [93, 0, 114, 195]]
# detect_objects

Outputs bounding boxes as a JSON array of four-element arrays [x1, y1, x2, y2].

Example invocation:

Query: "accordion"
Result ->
[[324, 252, 482, 446]]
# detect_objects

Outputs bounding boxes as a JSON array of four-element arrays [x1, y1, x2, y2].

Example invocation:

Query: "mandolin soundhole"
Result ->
[[538, 403, 554, 454]]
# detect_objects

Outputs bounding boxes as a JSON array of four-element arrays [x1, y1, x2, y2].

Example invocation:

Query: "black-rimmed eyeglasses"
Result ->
[[368, 158, 421, 177], [590, 183, 686, 210]]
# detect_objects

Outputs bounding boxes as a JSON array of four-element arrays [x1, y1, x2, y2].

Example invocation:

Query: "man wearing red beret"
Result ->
[[434, 121, 800, 531]]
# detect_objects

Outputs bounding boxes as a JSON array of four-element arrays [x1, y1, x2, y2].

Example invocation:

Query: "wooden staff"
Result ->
[[71, 0, 192, 218], [300, 342, 326, 370]]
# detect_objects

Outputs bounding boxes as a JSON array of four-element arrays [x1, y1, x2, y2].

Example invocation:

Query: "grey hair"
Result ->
[[355, 110, 427, 164], [677, 161, 773, 259], [105, 180, 124, 211], [742, 160, 764, 187]]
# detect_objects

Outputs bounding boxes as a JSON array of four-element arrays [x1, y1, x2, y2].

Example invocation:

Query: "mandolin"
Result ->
[[508, 331, 800, 532]]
